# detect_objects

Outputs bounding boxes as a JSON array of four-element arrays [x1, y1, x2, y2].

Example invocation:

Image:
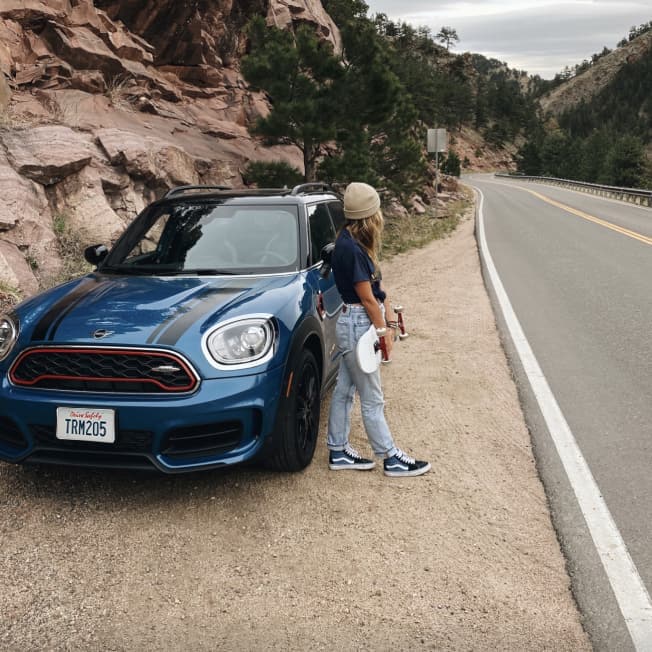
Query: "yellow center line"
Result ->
[[524, 188, 652, 247]]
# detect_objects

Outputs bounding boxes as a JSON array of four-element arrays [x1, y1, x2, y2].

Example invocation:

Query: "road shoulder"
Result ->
[[370, 208, 591, 648]]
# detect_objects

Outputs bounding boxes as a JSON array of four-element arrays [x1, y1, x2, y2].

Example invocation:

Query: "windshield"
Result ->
[[102, 202, 300, 275]]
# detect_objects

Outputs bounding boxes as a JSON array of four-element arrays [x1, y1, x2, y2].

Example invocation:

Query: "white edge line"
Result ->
[[473, 185, 652, 650]]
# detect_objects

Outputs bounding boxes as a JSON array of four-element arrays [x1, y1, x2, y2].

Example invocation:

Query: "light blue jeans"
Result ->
[[327, 305, 398, 458]]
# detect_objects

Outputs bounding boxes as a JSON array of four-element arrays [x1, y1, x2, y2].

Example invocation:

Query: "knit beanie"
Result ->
[[343, 182, 381, 220]]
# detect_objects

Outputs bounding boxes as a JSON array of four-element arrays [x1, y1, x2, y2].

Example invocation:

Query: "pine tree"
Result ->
[[516, 141, 541, 175], [440, 150, 461, 176], [539, 131, 571, 177], [319, 3, 426, 194], [241, 17, 344, 181], [436, 26, 459, 50], [602, 136, 646, 187]]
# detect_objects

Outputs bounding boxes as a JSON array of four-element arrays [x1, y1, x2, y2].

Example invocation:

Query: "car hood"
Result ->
[[22, 272, 298, 347]]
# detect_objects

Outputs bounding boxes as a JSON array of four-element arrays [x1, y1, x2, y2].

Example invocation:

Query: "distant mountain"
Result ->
[[539, 29, 652, 117], [515, 28, 652, 189]]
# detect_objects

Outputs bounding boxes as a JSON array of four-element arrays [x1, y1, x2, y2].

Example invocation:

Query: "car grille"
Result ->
[[26, 425, 155, 470], [9, 347, 199, 394], [30, 424, 154, 452], [24, 450, 156, 471], [161, 421, 243, 459]]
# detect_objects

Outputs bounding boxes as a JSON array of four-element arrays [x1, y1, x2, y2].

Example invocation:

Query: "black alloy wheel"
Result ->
[[265, 348, 321, 471], [294, 352, 320, 455]]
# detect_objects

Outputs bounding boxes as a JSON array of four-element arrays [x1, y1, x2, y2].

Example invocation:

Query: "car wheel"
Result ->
[[266, 349, 321, 472]]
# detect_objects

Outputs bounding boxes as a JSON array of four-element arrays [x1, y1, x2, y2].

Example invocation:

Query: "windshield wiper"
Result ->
[[100, 265, 159, 275], [185, 268, 237, 275], [100, 265, 238, 276]]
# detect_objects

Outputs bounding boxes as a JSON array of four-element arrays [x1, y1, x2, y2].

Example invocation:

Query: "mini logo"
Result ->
[[151, 365, 181, 373], [92, 329, 114, 339]]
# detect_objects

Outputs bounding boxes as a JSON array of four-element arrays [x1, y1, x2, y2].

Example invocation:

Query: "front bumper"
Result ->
[[0, 365, 285, 473]]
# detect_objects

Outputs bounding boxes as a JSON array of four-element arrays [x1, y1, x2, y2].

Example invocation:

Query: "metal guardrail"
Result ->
[[494, 173, 652, 208]]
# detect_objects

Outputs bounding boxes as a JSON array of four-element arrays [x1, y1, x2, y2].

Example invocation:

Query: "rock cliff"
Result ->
[[0, 0, 340, 300]]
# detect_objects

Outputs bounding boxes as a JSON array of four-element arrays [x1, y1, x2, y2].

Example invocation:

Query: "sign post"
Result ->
[[427, 128, 448, 216]]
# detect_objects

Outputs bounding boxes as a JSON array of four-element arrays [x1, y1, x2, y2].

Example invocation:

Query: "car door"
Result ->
[[306, 202, 342, 378]]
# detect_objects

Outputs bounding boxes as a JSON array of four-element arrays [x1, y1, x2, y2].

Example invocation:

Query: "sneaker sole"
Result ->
[[383, 462, 431, 477], [329, 462, 376, 471]]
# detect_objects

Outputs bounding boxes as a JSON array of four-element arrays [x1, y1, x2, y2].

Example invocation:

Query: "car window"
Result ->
[[308, 203, 336, 265], [123, 213, 171, 263], [104, 203, 300, 275], [328, 201, 345, 231]]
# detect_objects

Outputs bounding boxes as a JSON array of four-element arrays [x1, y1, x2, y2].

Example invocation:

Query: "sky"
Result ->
[[363, 1, 651, 78]]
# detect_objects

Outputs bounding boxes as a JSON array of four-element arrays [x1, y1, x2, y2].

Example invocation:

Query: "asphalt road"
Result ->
[[467, 173, 652, 651]]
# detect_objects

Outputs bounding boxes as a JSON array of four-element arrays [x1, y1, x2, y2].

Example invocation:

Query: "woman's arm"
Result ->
[[354, 280, 394, 357], [353, 281, 384, 329], [379, 281, 398, 326]]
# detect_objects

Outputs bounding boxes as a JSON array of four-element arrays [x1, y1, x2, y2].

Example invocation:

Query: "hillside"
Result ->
[[516, 27, 652, 188], [539, 29, 652, 116]]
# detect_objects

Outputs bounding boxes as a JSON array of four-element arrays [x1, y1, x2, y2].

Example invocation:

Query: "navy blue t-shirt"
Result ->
[[331, 228, 386, 304]]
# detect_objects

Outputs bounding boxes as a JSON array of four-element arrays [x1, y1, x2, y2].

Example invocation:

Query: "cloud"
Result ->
[[364, 0, 652, 77]]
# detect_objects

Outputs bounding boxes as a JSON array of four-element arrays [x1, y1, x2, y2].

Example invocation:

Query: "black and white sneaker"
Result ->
[[383, 449, 431, 477], [329, 444, 376, 471]]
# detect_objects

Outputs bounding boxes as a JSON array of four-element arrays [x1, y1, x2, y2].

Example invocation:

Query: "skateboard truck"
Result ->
[[393, 305, 408, 340], [374, 327, 391, 363]]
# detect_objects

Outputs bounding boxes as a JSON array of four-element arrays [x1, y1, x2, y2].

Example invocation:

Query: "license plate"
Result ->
[[56, 407, 116, 443]]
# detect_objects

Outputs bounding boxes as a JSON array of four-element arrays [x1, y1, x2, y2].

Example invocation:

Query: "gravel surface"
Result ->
[[0, 210, 590, 650]]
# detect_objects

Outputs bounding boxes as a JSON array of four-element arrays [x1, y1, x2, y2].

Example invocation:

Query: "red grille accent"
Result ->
[[9, 347, 199, 394]]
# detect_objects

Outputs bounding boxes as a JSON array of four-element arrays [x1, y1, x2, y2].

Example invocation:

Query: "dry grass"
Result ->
[[0, 109, 12, 129], [104, 74, 135, 110], [381, 187, 473, 260], [0, 216, 92, 310], [0, 106, 29, 130], [36, 213, 93, 290], [0, 282, 21, 313]]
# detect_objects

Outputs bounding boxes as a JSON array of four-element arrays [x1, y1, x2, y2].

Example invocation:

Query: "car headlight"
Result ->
[[204, 316, 275, 368], [0, 314, 18, 361]]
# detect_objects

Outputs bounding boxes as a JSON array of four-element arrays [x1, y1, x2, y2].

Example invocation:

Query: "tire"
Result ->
[[265, 349, 321, 472]]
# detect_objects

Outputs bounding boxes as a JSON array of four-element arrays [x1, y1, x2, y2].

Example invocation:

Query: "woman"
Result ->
[[327, 182, 431, 477]]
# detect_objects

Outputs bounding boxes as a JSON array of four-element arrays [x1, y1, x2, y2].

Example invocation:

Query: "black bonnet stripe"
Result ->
[[155, 288, 242, 346], [31, 278, 105, 342]]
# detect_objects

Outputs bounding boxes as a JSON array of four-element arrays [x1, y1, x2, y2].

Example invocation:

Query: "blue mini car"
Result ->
[[0, 183, 345, 472]]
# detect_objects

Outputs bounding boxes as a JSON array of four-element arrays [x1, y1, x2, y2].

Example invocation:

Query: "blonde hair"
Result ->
[[344, 209, 384, 264]]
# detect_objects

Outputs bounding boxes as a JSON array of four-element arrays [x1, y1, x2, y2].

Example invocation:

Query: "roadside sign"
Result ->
[[427, 128, 447, 153]]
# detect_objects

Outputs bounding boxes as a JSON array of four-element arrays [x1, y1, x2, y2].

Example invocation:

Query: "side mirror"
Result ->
[[84, 244, 109, 266], [319, 242, 335, 278]]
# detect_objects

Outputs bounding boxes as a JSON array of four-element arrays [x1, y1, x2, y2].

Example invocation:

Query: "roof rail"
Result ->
[[164, 185, 232, 198], [290, 182, 332, 195], [163, 183, 335, 200]]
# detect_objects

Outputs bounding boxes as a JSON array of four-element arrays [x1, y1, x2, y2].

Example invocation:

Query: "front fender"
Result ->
[[283, 315, 325, 388]]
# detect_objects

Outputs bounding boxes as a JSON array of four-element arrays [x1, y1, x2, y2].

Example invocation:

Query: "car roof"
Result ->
[[160, 183, 341, 206]]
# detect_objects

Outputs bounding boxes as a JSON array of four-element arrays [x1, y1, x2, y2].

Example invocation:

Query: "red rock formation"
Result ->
[[0, 0, 339, 298]]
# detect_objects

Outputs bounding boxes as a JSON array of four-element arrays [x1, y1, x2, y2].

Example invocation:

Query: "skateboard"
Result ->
[[356, 325, 388, 373]]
